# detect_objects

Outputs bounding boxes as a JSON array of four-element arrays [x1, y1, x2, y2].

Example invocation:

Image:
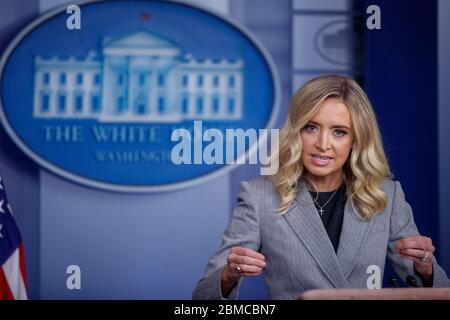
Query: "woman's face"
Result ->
[[300, 97, 354, 184]]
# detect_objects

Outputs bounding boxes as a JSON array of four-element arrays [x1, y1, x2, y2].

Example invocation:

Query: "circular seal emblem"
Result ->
[[314, 19, 360, 66], [0, 0, 279, 192]]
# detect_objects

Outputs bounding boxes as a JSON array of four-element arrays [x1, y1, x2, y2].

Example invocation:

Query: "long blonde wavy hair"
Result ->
[[269, 75, 392, 221]]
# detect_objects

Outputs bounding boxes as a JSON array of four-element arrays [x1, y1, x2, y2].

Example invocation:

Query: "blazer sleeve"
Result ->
[[386, 181, 450, 287], [192, 180, 262, 300]]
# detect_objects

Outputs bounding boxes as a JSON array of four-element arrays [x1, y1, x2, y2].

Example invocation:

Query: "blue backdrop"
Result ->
[[0, 0, 448, 299]]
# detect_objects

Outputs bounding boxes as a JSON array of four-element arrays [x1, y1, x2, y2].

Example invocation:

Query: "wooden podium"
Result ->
[[298, 288, 450, 300]]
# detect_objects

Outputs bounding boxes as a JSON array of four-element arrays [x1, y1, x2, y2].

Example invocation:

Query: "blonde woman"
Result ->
[[193, 75, 450, 299]]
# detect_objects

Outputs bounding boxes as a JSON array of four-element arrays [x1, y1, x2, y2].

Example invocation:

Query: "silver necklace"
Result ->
[[313, 187, 339, 216]]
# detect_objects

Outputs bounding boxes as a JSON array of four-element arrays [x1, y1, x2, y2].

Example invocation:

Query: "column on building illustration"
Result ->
[[175, 58, 243, 120], [70, 52, 102, 118], [151, 55, 178, 118], [100, 30, 183, 122], [33, 52, 101, 119], [102, 37, 133, 120], [176, 71, 191, 118], [128, 58, 150, 116], [101, 55, 129, 118], [33, 30, 243, 123], [33, 62, 52, 117]]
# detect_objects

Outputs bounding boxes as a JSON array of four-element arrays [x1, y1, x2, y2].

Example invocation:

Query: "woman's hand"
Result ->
[[396, 236, 435, 281], [221, 247, 266, 296]]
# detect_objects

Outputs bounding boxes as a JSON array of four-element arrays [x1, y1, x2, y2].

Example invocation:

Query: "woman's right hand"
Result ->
[[221, 246, 266, 294]]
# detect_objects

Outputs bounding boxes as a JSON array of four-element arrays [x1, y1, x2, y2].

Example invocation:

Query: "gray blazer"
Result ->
[[192, 177, 450, 299]]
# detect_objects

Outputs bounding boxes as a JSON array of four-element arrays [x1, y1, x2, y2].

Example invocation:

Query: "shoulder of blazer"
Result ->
[[380, 178, 397, 197], [239, 177, 399, 213], [242, 176, 277, 194], [244, 177, 397, 194], [239, 176, 280, 210]]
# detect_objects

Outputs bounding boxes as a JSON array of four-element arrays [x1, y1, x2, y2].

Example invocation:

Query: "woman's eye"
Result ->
[[334, 129, 347, 137], [304, 124, 317, 132]]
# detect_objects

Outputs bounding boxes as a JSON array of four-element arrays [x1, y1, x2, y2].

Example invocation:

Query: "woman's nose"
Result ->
[[315, 132, 330, 151]]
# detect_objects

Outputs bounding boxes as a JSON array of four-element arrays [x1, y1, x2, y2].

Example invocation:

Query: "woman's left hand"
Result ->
[[396, 236, 435, 280]]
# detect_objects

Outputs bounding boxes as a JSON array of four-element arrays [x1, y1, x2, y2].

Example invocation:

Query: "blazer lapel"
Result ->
[[283, 181, 348, 288], [337, 198, 371, 279]]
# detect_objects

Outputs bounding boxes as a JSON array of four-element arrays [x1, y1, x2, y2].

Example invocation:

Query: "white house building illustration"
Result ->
[[33, 30, 243, 122]]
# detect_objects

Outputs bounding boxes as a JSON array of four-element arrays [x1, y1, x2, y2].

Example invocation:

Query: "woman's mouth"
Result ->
[[310, 154, 333, 166]]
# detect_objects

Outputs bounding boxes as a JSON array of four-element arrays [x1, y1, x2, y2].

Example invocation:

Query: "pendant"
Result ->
[[318, 208, 324, 216]]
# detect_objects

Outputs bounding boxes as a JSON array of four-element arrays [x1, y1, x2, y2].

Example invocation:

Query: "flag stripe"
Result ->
[[0, 177, 27, 300], [19, 244, 27, 286], [2, 247, 28, 300], [0, 267, 15, 300], [0, 202, 22, 265]]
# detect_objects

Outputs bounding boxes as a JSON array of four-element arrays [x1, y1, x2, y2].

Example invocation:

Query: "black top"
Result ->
[[309, 183, 347, 252]]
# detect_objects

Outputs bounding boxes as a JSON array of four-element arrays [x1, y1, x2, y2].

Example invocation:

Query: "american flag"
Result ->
[[0, 177, 27, 300]]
